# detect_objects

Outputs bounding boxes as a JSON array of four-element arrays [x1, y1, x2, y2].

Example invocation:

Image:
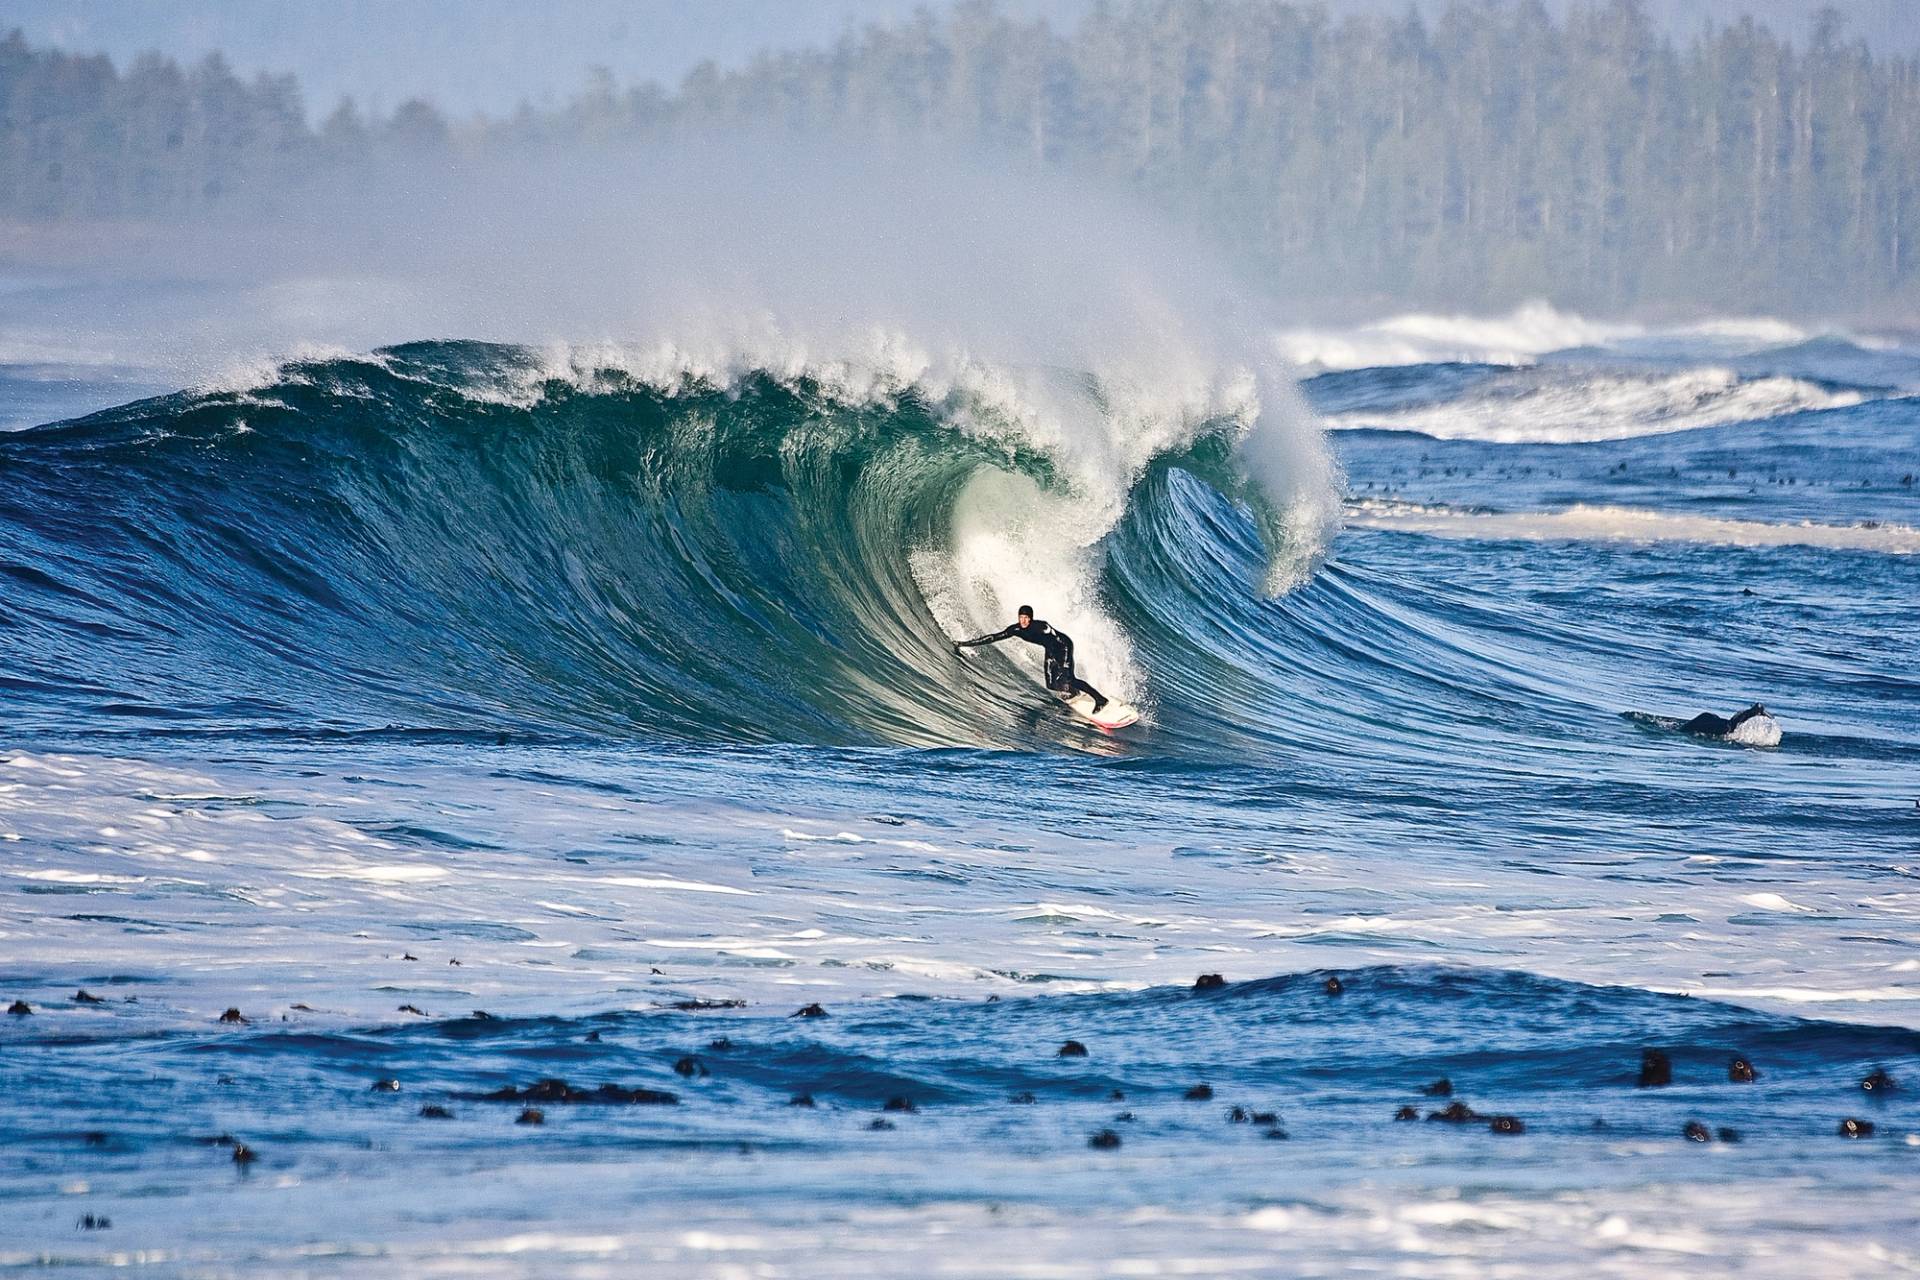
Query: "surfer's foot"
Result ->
[[1092, 697, 1108, 713]]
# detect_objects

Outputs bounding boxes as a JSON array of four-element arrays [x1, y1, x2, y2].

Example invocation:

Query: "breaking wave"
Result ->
[[0, 339, 1340, 750], [1347, 500, 1920, 554], [1273, 301, 1810, 373], [1321, 365, 1874, 442]]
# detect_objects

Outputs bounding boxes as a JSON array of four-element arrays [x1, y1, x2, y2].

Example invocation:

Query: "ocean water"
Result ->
[[2, 308, 1917, 1277]]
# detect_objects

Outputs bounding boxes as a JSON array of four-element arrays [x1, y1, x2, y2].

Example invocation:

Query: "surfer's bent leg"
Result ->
[[1069, 676, 1107, 710], [1048, 651, 1107, 712]]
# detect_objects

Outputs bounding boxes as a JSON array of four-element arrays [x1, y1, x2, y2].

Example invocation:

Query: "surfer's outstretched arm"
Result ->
[[954, 625, 1017, 651]]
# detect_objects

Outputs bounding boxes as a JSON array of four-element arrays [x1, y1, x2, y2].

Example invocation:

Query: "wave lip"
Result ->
[[1347, 500, 1920, 554]]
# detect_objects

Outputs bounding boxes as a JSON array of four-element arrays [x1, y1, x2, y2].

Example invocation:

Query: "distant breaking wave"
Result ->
[[1347, 499, 1920, 554], [1274, 301, 1809, 372], [1322, 365, 1873, 443], [1277, 302, 1642, 371]]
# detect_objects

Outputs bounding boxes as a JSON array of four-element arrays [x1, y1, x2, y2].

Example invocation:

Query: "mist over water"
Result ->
[[4, 6, 1920, 1278]]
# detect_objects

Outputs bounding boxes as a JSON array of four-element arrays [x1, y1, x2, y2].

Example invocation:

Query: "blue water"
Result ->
[[1, 321, 1917, 1276]]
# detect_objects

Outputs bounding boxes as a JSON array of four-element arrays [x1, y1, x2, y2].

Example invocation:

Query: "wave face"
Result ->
[[0, 341, 1335, 749]]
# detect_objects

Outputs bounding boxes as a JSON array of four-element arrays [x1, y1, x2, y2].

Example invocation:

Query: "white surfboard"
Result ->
[[1061, 691, 1140, 730]]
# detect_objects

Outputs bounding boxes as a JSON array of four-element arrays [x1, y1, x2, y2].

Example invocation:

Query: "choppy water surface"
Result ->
[[2, 312, 1917, 1276]]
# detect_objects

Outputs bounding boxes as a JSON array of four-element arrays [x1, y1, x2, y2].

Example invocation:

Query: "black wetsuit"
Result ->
[[1680, 705, 1768, 737], [956, 618, 1107, 710]]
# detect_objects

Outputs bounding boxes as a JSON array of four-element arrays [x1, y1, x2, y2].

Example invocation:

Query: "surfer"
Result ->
[[954, 606, 1109, 712], [1679, 703, 1770, 738]]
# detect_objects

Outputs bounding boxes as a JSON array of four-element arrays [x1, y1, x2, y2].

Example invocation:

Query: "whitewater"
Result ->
[[3, 267, 1918, 1275]]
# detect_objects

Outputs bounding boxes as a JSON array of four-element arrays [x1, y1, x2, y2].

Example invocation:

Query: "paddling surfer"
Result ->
[[1679, 703, 1770, 738]]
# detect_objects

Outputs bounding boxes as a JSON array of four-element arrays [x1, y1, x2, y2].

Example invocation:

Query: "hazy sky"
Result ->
[[8, 1, 1916, 119]]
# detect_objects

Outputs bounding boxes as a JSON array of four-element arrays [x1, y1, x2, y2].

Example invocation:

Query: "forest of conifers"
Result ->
[[4, 1, 1917, 313]]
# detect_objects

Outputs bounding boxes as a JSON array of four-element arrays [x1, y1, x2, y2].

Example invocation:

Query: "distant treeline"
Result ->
[[4, 2, 1918, 313]]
